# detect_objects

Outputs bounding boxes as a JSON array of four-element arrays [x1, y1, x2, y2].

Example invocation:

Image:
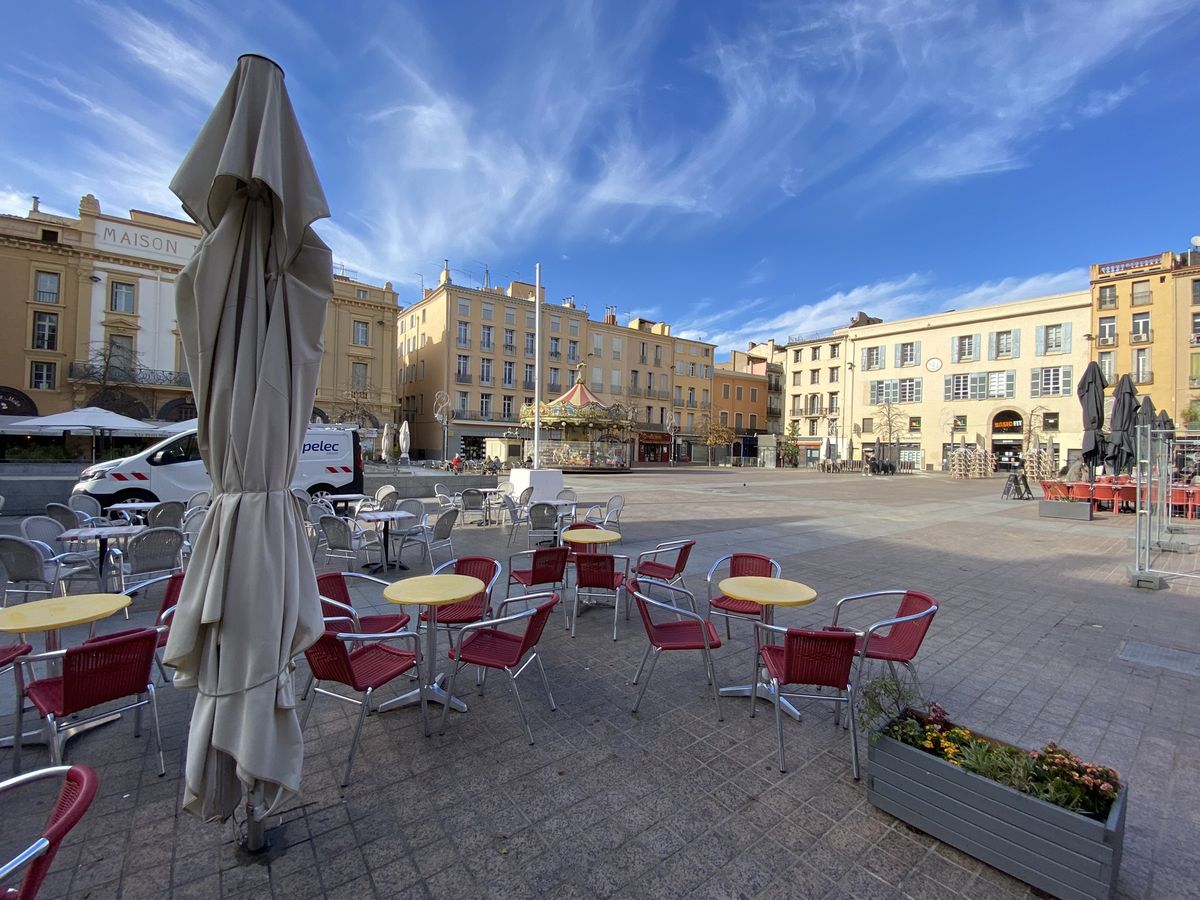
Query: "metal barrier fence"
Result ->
[[1131, 423, 1200, 588]]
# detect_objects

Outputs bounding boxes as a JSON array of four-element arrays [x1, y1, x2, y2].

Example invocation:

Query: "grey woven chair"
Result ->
[[146, 501, 185, 530], [526, 503, 560, 549], [459, 489, 487, 525], [185, 491, 210, 511], [107, 527, 184, 594], [67, 494, 105, 525], [502, 494, 529, 546], [181, 507, 208, 569], [0, 536, 98, 605], [45, 503, 82, 532], [319, 515, 382, 571], [398, 507, 458, 568]]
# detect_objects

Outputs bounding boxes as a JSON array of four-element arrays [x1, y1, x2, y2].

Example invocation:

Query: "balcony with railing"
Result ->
[[1095, 333, 1118, 348], [767, 400, 783, 416], [639, 354, 648, 365], [503, 343, 516, 355], [525, 346, 536, 358], [548, 350, 561, 360], [457, 338, 471, 349], [1190, 377, 1200, 389], [480, 341, 494, 352], [805, 405, 827, 417], [479, 376, 494, 386], [1131, 291, 1152, 307], [1129, 329, 1153, 344], [547, 382, 562, 395], [686, 399, 697, 408], [69, 361, 191, 388], [522, 379, 535, 390], [612, 350, 621, 360], [1133, 370, 1154, 385], [35, 290, 59, 303], [455, 372, 472, 384], [1097, 294, 1117, 310]]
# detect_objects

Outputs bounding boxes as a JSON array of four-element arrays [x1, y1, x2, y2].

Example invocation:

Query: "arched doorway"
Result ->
[[991, 409, 1024, 471], [156, 397, 197, 421], [88, 389, 149, 419], [0, 387, 38, 417], [310, 406, 329, 423]]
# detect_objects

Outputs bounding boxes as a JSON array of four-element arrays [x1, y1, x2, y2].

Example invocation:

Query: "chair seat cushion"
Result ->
[[635, 560, 676, 580], [26, 677, 65, 717], [420, 599, 487, 625], [348, 644, 417, 691], [509, 569, 551, 588], [648, 619, 721, 651], [359, 613, 411, 634], [580, 573, 625, 591], [453, 628, 522, 669], [710, 595, 762, 617], [0, 643, 32, 667], [822, 626, 912, 662]]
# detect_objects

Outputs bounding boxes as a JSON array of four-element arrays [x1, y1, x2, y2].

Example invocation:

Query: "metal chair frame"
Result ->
[[319, 514, 383, 570], [829, 589, 939, 706], [439, 593, 560, 744], [751, 621, 859, 778], [397, 507, 458, 568], [507, 547, 570, 628], [633, 539, 695, 588], [106, 527, 185, 594], [2, 642, 31, 774], [526, 502, 560, 549], [629, 578, 723, 722], [572, 551, 630, 640], [458, 488, 487, 524], [501, 494, 529, 546], [0, 764, 98, 898], [705, 553, 782, 638]]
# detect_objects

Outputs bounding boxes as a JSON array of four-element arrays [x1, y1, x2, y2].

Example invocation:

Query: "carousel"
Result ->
[[519, 368, 634, 472]]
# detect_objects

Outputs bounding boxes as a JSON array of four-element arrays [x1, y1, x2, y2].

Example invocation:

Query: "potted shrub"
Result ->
[[860, 679, 1125, 900], [1180, 403, 1200, 432]]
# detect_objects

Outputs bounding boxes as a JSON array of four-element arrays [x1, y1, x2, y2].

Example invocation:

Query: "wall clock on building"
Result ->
[[926, 358, 943, 372]]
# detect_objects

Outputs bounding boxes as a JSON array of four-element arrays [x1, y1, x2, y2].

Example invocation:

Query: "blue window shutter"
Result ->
[[861, 348, 869, 369], [1034, 325, 1045, 356], [1062, 323, 1072, 353], [1006, 370, 1015, 398], [1061, 366, 1073, 395], [1011, 330, 1021, 359], [1031, 368, 1041, 397], [914, 378, 923, 402], [987, 332, 997, 360], [944, 376, 952, 401], [894, 344, 901, 368], [972, 334, 981, 361], [913, 341, 921, 366], [950, 339, 960, 363]]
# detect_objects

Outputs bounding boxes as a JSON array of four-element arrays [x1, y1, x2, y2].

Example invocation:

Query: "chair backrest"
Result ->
[[460, 489, 485, 511], [431, 507, 459, 541], [319, 515, 354, 551], [730, 552, 778, 579], [375, 484, 397, 502], [871, 591, 939, 662], [654, 540, 695, 577], [182, 507, 208, 539], [501, 494, 522, 522], [0, 536, 49, 583], [127, 528, 185, 575], [291, 487, 312, 505], [7, 765, 99, 900], [304, 632, 357, 687], [61, 628, 157, 717], [147, 501, 185, 529], [1093, 484, 1116, 501], [21, 516, 65, 547], [528, 546, 569, 583], [497, 481, 514, 496], [158, 572, 185, 633], [45, 503, 80, 531], [450, 556, 502, 616], [68, 494, 103, 519], [528, 502, 558, 531], [185, 491, 210, 511], [629, 576, 697, 634], [576, 552, 616, 588], [316, 571, 355, 621], [1067, 482, 1092, 502], [397, 498, 425, 521], [604, 494, 625, 527], [307, 502, 329, 525], [518, 486, 534, 506], [778, 628, 857, 689], [512, 592, 560, 661], [556, 488, 577, 502]]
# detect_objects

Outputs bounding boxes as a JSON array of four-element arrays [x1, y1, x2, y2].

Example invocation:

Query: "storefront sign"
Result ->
[[94, 221, 198, 263], [992, 412, 1024, 434]]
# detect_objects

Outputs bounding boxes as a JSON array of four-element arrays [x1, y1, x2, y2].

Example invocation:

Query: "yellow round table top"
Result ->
[[562, 528, 621, 545], [383, 574, 484, 607], [0, 593, 132, 634], [719, 576, 816, 607]]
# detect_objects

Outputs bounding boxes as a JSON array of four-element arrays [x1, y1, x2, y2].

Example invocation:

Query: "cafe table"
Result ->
[[561, 528, 621, 551], [58, 523, 145, 585], [378, 574, 485, 715], [107, 500, 160, 519], [356, 509, 415, 573], [0, 593, 133, 750], [716, 576, 817, 721]]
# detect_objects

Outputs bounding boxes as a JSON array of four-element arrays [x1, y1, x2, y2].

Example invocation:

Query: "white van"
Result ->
[[72, 426, 363, 508]]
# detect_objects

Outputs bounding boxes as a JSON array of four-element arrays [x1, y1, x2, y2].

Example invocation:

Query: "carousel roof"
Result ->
[[519, 378, 634, 429], [552, 381, 606, 409]]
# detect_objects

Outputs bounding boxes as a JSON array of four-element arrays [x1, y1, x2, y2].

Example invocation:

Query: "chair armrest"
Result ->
[[339, 572, 392, 589], [0, 836, 49, 883], [495, 591, 557, 615], [158, 605, 177, 628], [830, 589, 909, 626], [333, 629, 421, 649], [15, 648, 67, 671], [637, 593, 705, 624], [506, 550, 535, 571], [752, 620, 787, 643], [319, 596, 363, 631], [124, 573, 178, 594], [611, 554, 631, 576]]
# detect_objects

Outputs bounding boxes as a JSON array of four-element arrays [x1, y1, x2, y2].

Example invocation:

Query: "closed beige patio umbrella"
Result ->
[[163, 54, 331, 835]]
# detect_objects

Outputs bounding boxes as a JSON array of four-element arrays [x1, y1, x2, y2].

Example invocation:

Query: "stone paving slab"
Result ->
[[1, 469, 1194, 898]]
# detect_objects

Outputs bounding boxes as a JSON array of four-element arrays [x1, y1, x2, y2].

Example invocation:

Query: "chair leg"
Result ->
[[343, 690, 371, 787], [147, 683, 165, 776], [570, 587, 581, 638], [631, 647, 661, 712], [848, 683, 860, 781], [46, 713, 62, 766], [724, 614, 731, 641], [11, 663, 25, 775], [300, 679, 319, 728], [154, 652, 170, 685], [506, 668, 535, 744], [133, 692, 144, 737], [633, 642, 652, 684], [299, 670, 316, 702], [774, 678, 786, 772], [612, 590, 621, 641], [439, 661, 462, 735], [534, 654, 556, 711], [705, 649, 722, 722]]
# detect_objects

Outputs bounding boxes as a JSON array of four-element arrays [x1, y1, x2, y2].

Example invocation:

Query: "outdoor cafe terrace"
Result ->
[[0, 468, 1195, 899]]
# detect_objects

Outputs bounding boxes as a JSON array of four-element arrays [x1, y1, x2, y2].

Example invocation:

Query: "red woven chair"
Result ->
[[629, 577, 723, 723], [829, 590, 939, 702], [507, 547, 569, 628], [558, 521, 600, 577], [317, 571, 411, 635], [2, 642, 32, 775], [18, 629, 164, 774], [0, 764, 98, 899], [572, 551, 630, 640], [301, 627, 426, 786], [123, 572, 185, 684], [426, 556, 502, 628], [1091, 483, 1116, 513], [439, 592, 560, 744], [706, 552, 781, 638], [752, 625, 859, 777], [633, 539, 695, 588], [1067, 482, 1093, 503]]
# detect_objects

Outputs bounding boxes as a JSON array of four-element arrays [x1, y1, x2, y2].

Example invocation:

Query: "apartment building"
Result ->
[[670, 334, 717, 462], [1089, 245, 1200, 422], [778, 333, 851, 464], [712, 367, 768, 458], [730, 340, 784, 435], [0, 194, 398, 428], [843, 291, 1091, 469]]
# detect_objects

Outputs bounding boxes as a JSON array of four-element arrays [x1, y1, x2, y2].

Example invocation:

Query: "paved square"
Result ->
[[2, 469, 1194, 898]]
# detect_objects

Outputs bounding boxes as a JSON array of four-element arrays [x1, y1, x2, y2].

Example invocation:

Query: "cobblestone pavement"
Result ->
[[2, 468, 1195, 898]]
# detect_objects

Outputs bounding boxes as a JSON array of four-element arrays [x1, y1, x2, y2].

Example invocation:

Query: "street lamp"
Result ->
[[845, 360, 855, 462]]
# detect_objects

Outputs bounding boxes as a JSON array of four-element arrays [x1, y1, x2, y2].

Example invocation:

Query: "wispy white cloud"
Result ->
[[0, 189, 31, 216], [1079, 78, 1146, 119], [950, 269, 1089, 308]]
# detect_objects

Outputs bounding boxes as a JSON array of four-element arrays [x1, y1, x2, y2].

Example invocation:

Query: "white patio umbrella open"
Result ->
[[163, 54, 331, 838], [14, 406, 161, 460], [157, 417, 199, 435]]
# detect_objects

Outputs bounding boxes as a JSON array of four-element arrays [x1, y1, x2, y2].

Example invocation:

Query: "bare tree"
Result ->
[[699, 414, 735, 467], [874, 402, 908, 442], [69, 341, 156, 417]]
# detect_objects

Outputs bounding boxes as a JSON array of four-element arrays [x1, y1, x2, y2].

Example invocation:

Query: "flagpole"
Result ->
[[532, 262, 541, 469]]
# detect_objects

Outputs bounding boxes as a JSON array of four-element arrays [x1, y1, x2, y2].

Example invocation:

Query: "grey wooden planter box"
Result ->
[[1039, 500, 1094, 521], [868, 733, 1126, 900]]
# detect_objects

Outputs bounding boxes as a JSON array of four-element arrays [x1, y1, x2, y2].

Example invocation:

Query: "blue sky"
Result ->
[[3, 1, 1199, 357]]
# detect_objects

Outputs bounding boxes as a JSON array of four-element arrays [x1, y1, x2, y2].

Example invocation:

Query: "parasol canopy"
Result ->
[[397, 419, 411, 461], [164, 54, 331, 826], [14, 407, 155, 434], [380, 422, 395, 463], [1105, 374, 1138, 475], [1076, 361, 1108, 480]]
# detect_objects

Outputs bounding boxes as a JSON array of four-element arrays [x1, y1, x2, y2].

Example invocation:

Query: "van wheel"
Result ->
[[109, 488, 157, 509], [308, 483, 335, 499]]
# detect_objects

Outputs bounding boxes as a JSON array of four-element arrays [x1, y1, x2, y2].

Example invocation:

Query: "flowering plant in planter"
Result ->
[[861, 678, 1121, 820]]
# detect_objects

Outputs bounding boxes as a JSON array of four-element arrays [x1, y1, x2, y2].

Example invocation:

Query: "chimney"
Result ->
[[438, 259, 452, 286], [604, 305, 617, 325], [31, 196, 40, 213]]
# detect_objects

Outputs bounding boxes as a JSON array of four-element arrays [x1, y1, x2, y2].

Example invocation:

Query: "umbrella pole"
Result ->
[[244, 786, 266, 851]]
